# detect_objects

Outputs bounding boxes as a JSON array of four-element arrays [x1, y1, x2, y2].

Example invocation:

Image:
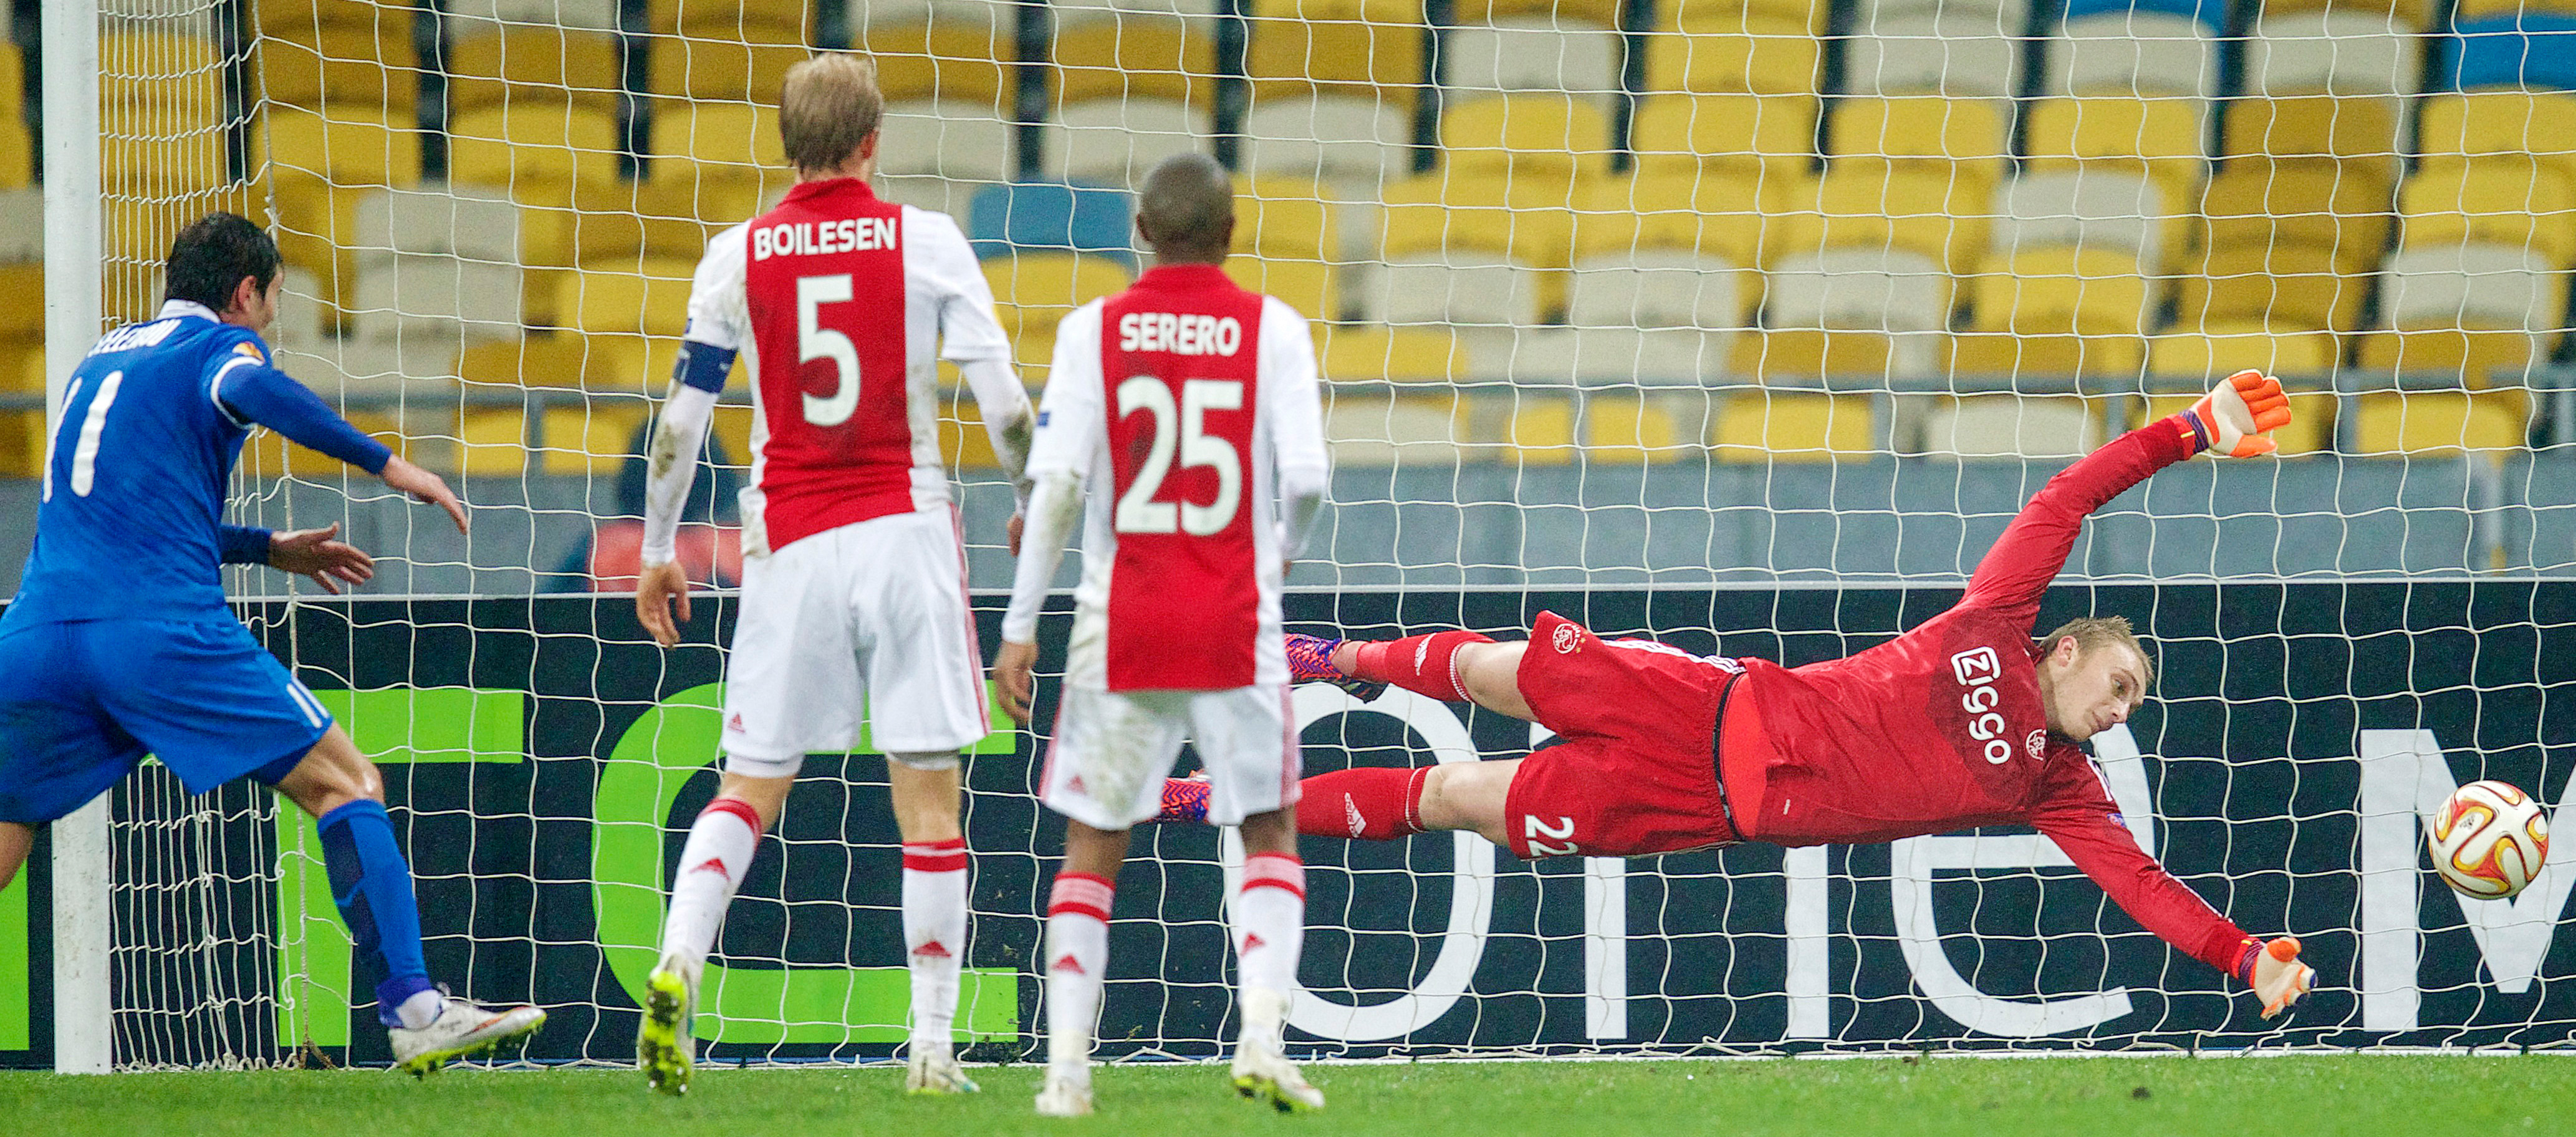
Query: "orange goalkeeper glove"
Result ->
[[2237, 936, 2315, 1018], [2181, 369, 2294, 458]]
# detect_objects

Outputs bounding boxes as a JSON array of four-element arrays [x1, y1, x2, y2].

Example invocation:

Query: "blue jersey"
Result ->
[[10, 301, 388, 624]]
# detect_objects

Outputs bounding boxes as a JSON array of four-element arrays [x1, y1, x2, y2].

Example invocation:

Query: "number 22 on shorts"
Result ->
[[1524, 813, 1577, 856]]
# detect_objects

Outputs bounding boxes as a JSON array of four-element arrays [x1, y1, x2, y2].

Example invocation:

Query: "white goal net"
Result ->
[[14, 0, 2574, 1069]]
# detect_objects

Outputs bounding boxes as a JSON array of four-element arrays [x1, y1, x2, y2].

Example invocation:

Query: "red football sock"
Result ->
[[1298, 767, 1432, 841], [1350, 631, 1493, 703]]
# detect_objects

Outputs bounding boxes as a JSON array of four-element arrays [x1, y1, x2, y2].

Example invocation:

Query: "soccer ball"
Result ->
[[2427, 780, 2550, 899]]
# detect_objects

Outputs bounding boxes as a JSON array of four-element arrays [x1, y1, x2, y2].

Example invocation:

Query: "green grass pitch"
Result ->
[[4, 1056, 2567, 1136]]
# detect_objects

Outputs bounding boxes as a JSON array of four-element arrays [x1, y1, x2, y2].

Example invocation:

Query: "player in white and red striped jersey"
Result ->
[[990, 154, 1330, 1118], [632, 54, 1033, 1099]]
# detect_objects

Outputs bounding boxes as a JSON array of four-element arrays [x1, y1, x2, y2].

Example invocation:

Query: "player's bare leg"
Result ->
[[0, 821, 32, 889], [640, 768, 791, 1095], [275, 728, 545, 1074], [1229, 806, 1323, 1112], [1038, 821, 1130, 1116], [887, 756, 977, 1095]]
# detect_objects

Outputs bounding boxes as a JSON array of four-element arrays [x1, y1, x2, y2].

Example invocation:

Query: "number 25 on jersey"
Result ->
[[1114, 376, 1242, 536]]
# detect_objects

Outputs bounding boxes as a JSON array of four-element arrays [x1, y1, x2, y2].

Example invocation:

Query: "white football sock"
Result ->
[[1233, 853, 1306, 1050], [658, 796, 762, 972], [903, 837, 969, 1053], [1043, 872, 1114, 1082], [394, 987, 446, 1031]]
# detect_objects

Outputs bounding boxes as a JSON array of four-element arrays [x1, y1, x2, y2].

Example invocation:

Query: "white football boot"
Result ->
[[1231, 1042, 1324, 1112], [388, 990, 546, 1076], [905, 1042, 980, 1095], [1034, 1068, 1094, 1117], [635, 960, 698, 1096]]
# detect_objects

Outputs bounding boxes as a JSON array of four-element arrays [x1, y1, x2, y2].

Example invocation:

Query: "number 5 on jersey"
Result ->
[[798, 274, 858, 427], [1114, 376, 1242, 536]]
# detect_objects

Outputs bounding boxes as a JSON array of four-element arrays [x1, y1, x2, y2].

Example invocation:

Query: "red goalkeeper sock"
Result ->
[[1350, 631, 1493, 703], [1299, 767, 1431, 841]]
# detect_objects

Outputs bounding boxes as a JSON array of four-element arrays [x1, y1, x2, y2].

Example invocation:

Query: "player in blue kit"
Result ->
[[0, 213, 545, 1072]]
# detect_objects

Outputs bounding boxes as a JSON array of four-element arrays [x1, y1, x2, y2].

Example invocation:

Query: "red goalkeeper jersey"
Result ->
[[1723, 418, 2253, 974]]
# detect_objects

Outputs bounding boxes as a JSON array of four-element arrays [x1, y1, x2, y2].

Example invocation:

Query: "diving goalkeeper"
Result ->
[[1158, 370, 2318, 1018]]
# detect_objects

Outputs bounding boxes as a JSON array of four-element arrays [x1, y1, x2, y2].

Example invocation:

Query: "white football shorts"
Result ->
[[720, 508, 989, 777], [1040, 682, 1297, 830]]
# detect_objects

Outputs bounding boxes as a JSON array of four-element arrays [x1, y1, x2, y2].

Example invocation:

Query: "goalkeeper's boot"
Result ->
[[636, 960, 697, 1096], [1230, 1040, 1324, 1113], [1286, 633, 1385, 702], [389, 989, 546, 1077], [1034, 1068, 1095, 1117], [1149, 772, 1213, 825], [906, 1043, 981, 1095]]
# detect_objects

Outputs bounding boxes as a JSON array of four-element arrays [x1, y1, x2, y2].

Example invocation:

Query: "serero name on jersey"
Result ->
[[1117, 311, 1243, 356], [750, 215, 900, 261]]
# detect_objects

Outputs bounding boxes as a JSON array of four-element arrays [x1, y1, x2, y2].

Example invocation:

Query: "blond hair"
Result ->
[[778, 53, 883, 178], [2038, 615, 2155, 692]]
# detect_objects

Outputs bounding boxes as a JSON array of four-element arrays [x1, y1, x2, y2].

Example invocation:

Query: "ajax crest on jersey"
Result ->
[[2427, 780, 2550, 899]]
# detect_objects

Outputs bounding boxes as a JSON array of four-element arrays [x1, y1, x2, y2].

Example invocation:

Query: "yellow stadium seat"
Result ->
[[2347, 390, 2527, 453], [447, 105, 623, 196], [1968, 247, 2156, 336], [2399, 165, 2576, 268], [257, 0, 409, 35], [1583, 398, 1689, 462], [1505, 400, 1577, 465], [1644, 22, 1822, 95], [1573, 169, 1777, 283], [103, 119, 228, 196], [1457, 0, 1623, 26], [2416, 92, 2576, 190], [2148, 321, 2340, 381], [265, 179, 366, 326], [2024, 97, 2210, 215], [1225, 256, 1337, 321], [0, 119, 30, 191], [863, 21, 1010, 106], [1628, 92, 1817, 181], [2176, 243, 2367, 332], [1055, 14, 1217, 106], [559, 259, 698, 339], [1441, 94, 1615, 185], [256, 22, 420, 112], [2252, 0, 2431, 28], [1733, 329, 1895, 382], [570, 177, 761, 267], [459, 409, 530, 475], [2356, 327, 2542, 389], [100, 31, 221, 122], [1771, 163, 1987, 274], [0, 43, 17, 117], [647, 34, 808, 104], [2218, 96, 2400, 187], [984, 254, 1132, 344], [646, 103, 789, 191], [1945, 331, 2145, 380], [1318, 325, 1469, 382], [457, 335, 595, 394], [1711, 391, 1870, 462], [446, 27, 621, 115], [2196, 163, 2393, 273], [1669, 0, 1828, 37], [1378, 170, 1577, 269], [653, 0, 812, 40], [1825, 96, 2009, 199], [256, 105, 421, 188], [539, 402, 654, 475], [1249, 0, 1424, 104], [585, 337, 691, 397], [1236, 177, 1337, 261]]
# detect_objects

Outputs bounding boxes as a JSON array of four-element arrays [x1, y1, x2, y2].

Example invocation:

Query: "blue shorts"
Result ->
[[0, 615, 332, 824]]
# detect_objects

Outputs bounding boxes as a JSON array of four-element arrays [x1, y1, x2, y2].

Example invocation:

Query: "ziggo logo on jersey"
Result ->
[[1949, 647, 2018, 765]]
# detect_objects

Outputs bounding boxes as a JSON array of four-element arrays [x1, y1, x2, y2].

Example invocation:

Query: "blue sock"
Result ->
[[317, 800, 435, 1027]]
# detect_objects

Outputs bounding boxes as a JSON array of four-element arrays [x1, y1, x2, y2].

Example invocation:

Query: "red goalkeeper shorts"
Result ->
[[1500, 612, 1747, 859]]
